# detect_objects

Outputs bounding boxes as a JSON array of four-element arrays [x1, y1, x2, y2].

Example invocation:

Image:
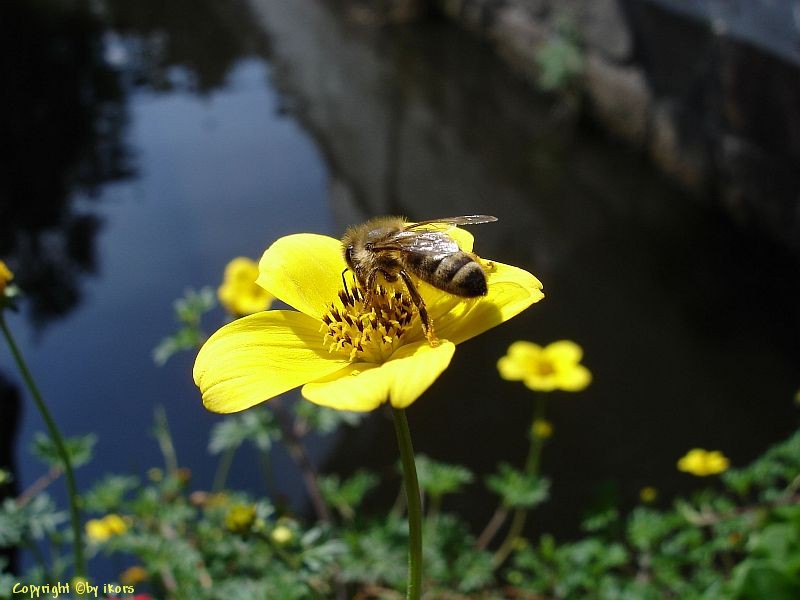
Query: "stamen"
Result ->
[[322, 285, 416, 363]]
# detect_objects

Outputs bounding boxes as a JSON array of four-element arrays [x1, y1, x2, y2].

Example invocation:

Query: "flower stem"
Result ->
[[0, 315, 86, 577], [212, 446, 236, 493], [392, 408, 422, 600], [492, 396, 547, 568]]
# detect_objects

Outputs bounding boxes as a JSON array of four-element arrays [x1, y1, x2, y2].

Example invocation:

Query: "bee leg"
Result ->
[[341, 268, 351, 298], [363, 269, 379, 307], [399, 270, 438, 347]]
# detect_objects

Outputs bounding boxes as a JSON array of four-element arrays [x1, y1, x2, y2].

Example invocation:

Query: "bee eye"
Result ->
[[345, 245, 355, 266]]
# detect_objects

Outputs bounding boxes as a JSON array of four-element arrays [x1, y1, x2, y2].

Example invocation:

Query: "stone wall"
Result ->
[[433, 0, 800, 249]]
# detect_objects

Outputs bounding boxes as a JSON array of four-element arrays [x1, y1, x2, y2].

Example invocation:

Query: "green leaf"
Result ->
[[83, 475, 140, 512], [294, 401, 364, 434], [486, 463, 550, 508], [208, 408, 280, 454], [30, 432, 96, 469], [414, 454, 474, 500], [732, 564, 800, 600], [153, 287, 215, 365], [318, 470, 378, 520]]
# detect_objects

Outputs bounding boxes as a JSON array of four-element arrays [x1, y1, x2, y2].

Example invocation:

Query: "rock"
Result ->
[[584, 54, 651, 146]]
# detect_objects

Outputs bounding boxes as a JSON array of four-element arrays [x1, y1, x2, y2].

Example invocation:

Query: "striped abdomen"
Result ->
[[404, 251, 488, 297]]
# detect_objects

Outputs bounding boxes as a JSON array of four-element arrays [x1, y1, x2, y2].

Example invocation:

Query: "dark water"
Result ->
[[2, 0, 799, 577]]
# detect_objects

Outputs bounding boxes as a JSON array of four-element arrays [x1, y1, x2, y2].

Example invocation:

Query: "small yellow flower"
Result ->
[[270, 524, 293, 545], [218, 257, 274, 317], [0, 260, 13, 296], [677, 449, 730, 476], [639, 486, 658, 503], [531, 418, 553, 439], [119, 565, 149, 585], [85, 514, 127, 542], [497, 340, 591, 392], [194, 229, 543, 413], [225, 503, 257, 533]]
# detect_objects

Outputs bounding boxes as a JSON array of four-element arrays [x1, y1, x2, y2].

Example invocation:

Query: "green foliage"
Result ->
[[486, 462, 550, 508], [0, 494, 65, 546], [535, 14, 584, 93], [502, 431, 800, 599], [152, 287, 216, 366], [318, 470, 378, 521], [414, 454, 474, 502], [5, 426, 800, 598], [82, 474, 140, 512], [30, 432, 96, 470], [208, 407, 280, 454], [294, 400, 364, 435]]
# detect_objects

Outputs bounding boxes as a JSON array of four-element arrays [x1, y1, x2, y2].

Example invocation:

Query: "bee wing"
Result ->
[[404, 215, 498, 232], [372, 230, 460, 258]]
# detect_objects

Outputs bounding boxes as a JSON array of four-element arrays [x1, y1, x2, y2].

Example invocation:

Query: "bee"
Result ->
[[341, 215, 497, 345]]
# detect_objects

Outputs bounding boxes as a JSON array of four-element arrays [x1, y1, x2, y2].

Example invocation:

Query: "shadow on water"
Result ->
[[0, 0, 271, 574], [0, 0, 127, 328]]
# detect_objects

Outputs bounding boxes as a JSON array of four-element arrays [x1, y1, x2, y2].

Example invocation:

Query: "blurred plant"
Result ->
[[414, 454, 474, 517], [483, 340, 592, 567], [535, 13, 584, 97], [498, 339, 591, 392], [85, 514, 127, 543], [0, 262, 87, 577], [152, 287, 215, 366], [216, 257, 273, 317], [0, 261, 14, 299]]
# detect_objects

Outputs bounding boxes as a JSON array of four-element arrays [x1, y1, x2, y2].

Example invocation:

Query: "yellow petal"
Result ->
[[497, 341, 544, 380], [544, 340, 584, 365], [256, 234, 345, 319], [193, 310, 350, 413], [523, 373, 559, 392], [554, 364, 592, 391], [302, 341, 455, 411], [432, 261, 544, 344]]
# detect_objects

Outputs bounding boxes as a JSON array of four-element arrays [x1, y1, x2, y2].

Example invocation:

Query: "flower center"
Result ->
[[321, 285, 416, 363], [534, 360, 556, 376]]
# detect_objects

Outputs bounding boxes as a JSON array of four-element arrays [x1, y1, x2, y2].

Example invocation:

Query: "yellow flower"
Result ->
[[531, 418, 553, 439], [639, 486, 658, 503], [85, 514, 127, 542], [217, 257, 274, 317], [119, 565, 149, 585], [194, 229, 543, 413], [225, 503, 257, 533], [497, 340, 591, 392], [677, 449, 730, 476], [270, 524, 293, 545], [0, 260, 13, 296]]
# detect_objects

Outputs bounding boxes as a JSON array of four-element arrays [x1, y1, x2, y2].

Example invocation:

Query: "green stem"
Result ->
[[212, 446, 236, 493], [392, 408, 422, 600], [0, 315, 86, 577], [492, 396, 548, 568], [153, 405, 179, 476]]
